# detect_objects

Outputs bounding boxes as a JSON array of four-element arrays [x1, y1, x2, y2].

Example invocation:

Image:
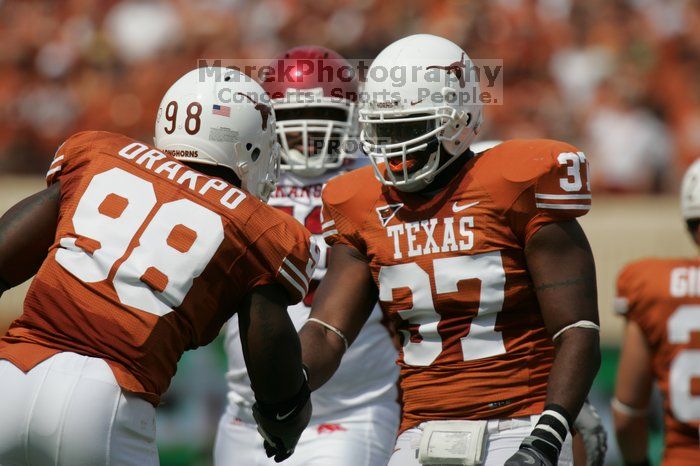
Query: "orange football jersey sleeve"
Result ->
[[321, 170, 378, 254], [45, 131, 100, 196], [614, 262, 644, 320], [237, 218, 317, 304], [0, 130, 314, 405], [495, 140, 592, 244]]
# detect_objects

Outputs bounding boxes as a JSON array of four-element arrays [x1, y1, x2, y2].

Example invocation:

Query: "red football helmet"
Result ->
[[262, 46, 359, 177]]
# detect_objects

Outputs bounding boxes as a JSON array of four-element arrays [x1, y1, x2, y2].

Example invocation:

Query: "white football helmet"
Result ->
[[681, 159, 700, 220], [154, 67, 280, 202], [360, 34, 484, 192]]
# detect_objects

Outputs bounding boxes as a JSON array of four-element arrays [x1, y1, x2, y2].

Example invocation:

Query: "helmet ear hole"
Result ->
[[246, 143, 253, 151], [251, 147, 261, 161]]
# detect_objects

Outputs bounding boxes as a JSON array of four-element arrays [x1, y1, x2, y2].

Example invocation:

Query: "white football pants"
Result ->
[[0, 352, 158, 466], [214, 402, 399, 466], [389, 416, 574, 466]]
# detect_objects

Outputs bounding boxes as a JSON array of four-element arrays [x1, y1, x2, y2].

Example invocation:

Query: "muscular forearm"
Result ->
[[546, 328, 601, 417], [512, 326, 601, 465], [239, 288, 305, 404], [244, 317, 305, 403], [614, 412, 649, 464], [299, 244, 378, 391], [299, 323, 346, 391], [241, 287, 313, 464], [612, 320, 653, 465]]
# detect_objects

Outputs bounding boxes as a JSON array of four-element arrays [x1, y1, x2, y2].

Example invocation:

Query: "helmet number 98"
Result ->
[[163, 101, 202, 136]]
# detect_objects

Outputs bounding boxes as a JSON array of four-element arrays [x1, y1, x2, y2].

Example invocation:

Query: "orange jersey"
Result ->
[[321, 139, 591, 432], [616, 258, 700, 465], [0, 131, 314, 405]]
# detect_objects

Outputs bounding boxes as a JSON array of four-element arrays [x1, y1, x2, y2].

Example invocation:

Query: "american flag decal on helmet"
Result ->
[[212, 104, 230, 117]]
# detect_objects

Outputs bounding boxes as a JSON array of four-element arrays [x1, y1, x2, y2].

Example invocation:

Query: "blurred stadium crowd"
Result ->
[[1, 0, 699, 194]]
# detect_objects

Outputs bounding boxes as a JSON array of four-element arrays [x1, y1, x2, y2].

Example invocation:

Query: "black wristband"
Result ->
[[524, 404, 574, 465], [543, 403, 574, 429], [255, 377, 310, 422]]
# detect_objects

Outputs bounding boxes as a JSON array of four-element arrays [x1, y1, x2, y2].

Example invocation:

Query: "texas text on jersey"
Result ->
[[616, 258, 700, 465], [0, 130, 315, 405], [322, 139, 592, 433]]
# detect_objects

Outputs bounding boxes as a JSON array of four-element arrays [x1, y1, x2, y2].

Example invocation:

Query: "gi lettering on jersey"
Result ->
[[617, 259, 700, 462]]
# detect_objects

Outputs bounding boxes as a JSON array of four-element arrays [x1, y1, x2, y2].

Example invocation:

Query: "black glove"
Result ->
[[504, 443, 554, 466], [506, 404, 573, 466], [574, 400, 608, 466], [252, 381, 312, 463]]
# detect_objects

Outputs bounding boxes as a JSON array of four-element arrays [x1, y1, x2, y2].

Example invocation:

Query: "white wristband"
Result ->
[[552, 320, 600, 340], [306, 318, 349, 351], [611, 398, 648, 417]]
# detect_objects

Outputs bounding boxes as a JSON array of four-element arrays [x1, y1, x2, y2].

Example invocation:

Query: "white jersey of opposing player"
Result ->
[[224, 157, 399, 419]]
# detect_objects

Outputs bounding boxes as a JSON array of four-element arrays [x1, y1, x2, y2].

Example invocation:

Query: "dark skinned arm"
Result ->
[[506, 219, 601, 466], [0, 183, 60, 298], [612, 320, 653, 465], [299, 244, 378, 391], [238, 283, 306, 403], [237, 283, 311, 462], [525, 219, 601, 417]]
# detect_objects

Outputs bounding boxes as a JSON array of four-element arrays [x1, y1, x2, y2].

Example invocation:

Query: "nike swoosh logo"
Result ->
[[452, 201, 479, 212], [276, 408, 296, 421]]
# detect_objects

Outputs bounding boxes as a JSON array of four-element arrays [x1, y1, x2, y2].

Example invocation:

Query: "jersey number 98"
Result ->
[[56, 168, 224, 316]]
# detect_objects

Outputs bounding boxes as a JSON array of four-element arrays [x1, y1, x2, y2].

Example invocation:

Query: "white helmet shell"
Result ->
[[681, 159, 700, 220], [360, 34, 484, 192], [154, 67, 280, 202]]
